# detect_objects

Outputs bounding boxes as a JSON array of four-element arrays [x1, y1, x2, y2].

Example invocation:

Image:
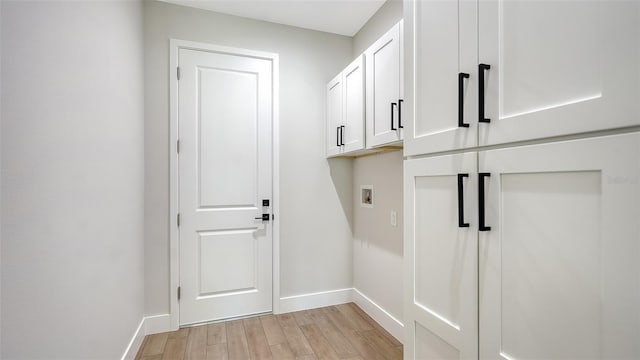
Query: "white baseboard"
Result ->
[[352, 288, 404, 344], [121, 318, 145, 360], [145, 314, 173, 335], [121, 314, 174, 360], [278, 288, 353, 314]]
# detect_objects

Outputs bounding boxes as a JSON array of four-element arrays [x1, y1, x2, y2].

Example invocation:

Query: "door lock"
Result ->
[[255, 214, 270, 221]]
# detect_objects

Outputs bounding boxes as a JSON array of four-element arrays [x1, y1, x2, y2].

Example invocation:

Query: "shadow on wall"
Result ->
[[327, 157, 354, 233]]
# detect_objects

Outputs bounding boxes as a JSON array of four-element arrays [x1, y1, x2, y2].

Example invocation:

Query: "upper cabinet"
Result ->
[[326, 72, 343, 157], [326, 55, 365, 157], [404, 0, 640, 156], [365, 20, 404, 148]]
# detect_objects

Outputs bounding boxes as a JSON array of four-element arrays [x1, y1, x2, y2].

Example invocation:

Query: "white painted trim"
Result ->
[[353, 288, 404, 344], [144, 314, 172, 335], [278, 288, 353, 314], [120, 314, 173, 360], [120, 318, 145, 360], [169, 39, 280, 327], [271, 54, 281, 315]]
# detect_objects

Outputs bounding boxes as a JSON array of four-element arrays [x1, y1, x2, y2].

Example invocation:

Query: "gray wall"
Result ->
[[0, 1, 145, 358], [144, 0, 354, 316], [351, 0, 404, 324], [353, 0, 403, 57]]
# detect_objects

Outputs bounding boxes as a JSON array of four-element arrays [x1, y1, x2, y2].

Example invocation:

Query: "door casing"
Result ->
[[169, 39, 280, 330]]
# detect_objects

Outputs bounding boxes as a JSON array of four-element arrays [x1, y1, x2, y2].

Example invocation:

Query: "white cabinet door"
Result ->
[[478, 0, 640, 146], [366, 21, 404, 148], [178, 48, 273, 324], [404, 152, 478, 360], [479, 133, 640, 359], [342, 55, 365, 154], [326, 72, 343, 157], [404, 0, 477, 157]]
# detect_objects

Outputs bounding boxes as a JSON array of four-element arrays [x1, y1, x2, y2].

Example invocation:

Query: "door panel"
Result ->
[[366, 22, 402, 147], [479, 0, 640, 145], [199, 67, 257, 208], [404, 152, 478, 360], [479, 133, 640, 359], [342, 55, 365, 153], [199, 229, 258, 295], [405, 0, 477, 156], [416, 322, 460, 360], [326, 73, 342, 157], [179, 48, 273, 325]]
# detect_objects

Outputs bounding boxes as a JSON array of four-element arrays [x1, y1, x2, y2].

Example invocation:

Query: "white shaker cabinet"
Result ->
[[404, 152, 478, 360], [365, 20, 404, 148], [478, 0, 640, 146], [404, 133, 640, 360], [479, 133, 640, 359], [326, 72, 343, 157], [404, 0, 640, 156], [326, 55, 365, 157], [403, 0, 477, 156]]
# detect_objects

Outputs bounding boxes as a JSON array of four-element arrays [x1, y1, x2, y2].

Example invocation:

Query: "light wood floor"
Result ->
[[136, 303, 402, 360]]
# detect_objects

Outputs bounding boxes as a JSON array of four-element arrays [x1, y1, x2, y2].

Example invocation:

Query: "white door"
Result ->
[[366, 21, 403, 148], [342, 55, 365, 154], [478, 0, 640, 146], [404, 0, 477, 157], [178, 48, 274, 325], [479, 133, 640, 359], [326, 72, 343, 157], [404, 152, 478, 360]]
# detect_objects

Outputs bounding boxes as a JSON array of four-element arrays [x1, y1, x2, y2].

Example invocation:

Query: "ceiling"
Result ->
[[159, 0, 386, 36]]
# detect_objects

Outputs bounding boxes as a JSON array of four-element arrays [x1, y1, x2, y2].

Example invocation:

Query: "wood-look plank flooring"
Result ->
[[136, 303, 402, 360]]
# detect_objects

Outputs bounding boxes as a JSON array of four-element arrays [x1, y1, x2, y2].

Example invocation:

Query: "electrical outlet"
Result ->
[[390, 210, 397, 227]]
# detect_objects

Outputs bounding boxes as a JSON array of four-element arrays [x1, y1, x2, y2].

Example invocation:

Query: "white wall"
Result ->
[[0, 2, 3, 355], [144, 0, 354, 316], [353, 151, 404, 321], [353, 0, 403, 57], [0, 1, 145, 358], [351, 0, 404, 326]]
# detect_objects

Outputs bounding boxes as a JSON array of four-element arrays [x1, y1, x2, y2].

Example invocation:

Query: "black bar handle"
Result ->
[[398, 99, 404, 128], [458, 73, 470, 128], [479, 172, 491, 231], [340, 125, 345, 146], [255, 214, 270, 221], [479, 64, 491, 123], [336, 126, 340, 147], [457, 174, 470, 228], [390, 102, 397, 130]]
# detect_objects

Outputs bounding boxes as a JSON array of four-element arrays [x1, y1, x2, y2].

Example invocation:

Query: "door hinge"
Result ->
[[177, 213, 181, 227], [176, 139, 180, 153], [177, 286, 181, 301], [177, 67, 181, 80]]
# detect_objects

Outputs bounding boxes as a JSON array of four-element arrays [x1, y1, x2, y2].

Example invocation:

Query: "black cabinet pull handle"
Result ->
[[479, 64, 491, 123], [398, 99, 404, 128], [390, 102, 397, 130], [479, 172, 491, 231], [457, 174, 469, 228], [458, 73, 470, 128], [336, 126, 340, 147], [340, 125, 345, 146]]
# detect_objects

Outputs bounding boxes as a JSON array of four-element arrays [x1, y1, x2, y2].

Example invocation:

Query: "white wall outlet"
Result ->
[[390, 210, 397, 227]]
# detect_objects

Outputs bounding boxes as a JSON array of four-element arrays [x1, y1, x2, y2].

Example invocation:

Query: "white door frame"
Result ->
[[169, 39, 280, 330]]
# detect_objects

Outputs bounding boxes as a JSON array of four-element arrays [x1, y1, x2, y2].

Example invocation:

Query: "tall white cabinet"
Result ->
[[404, 0, 640, 157], [403, 0, 640, 359]]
